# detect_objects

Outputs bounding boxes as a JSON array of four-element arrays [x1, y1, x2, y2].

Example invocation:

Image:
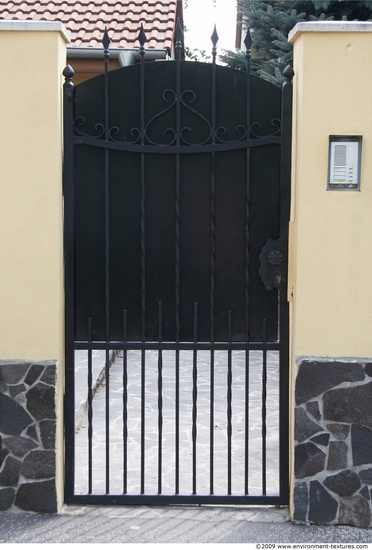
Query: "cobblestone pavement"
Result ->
[[74, 349, 281, 498]]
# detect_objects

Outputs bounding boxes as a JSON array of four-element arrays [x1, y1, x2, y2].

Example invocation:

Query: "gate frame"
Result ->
[[63, 23, 293, 506]]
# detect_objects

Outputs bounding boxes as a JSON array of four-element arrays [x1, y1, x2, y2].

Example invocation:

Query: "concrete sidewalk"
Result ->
[[0, 505, 371, 543]]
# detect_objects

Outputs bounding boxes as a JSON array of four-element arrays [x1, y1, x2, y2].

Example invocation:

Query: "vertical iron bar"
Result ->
[[102, 28, 111, 495], [87, 318, 93, 494], [209, 26, 219, 496], [175, 169, 180, 495], [244, 29, 252, 496], [262, 318, 268, 496], [227, 311, 233, 495], [63, 64, 75, 501], [140, 348, 145, 495], [278, 65, 293, 503], [245, 348, 250, 496], [192, 302, 198, 495], [139, 25, 147, 495], [123, 310, 128, 494], [175, 347, 180, 495], [158, 302, 163, 495], [105, 347, 110, 494], [174, 19, 183, 495], [209, 349, 214, 495], [280, 65, 294, 241], [211, 25, 218, 136]]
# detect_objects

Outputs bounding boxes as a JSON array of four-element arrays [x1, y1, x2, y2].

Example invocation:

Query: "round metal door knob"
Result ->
[[268, 249, 284, 265]]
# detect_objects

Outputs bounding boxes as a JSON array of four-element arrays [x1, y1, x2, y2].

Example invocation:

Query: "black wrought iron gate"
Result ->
[[64, 23, 293, 505]]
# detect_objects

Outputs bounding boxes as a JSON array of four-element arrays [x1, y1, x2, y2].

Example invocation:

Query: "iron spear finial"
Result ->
[[102, 27, 111, 51], [244, 28, 252, 51]]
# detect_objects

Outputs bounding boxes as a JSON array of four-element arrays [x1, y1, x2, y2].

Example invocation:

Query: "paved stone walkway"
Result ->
[[74, 349, 280, 498], [3, 504, 372, 543], [75, 350, 117, 430]]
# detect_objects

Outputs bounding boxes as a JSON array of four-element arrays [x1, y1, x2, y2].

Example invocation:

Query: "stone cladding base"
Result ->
[[293, 359, 372, 528], [0, 360, 57, 513]]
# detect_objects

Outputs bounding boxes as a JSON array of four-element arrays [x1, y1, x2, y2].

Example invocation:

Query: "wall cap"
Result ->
[[289, 21, 372, 43], [0, 20, 70, 43]]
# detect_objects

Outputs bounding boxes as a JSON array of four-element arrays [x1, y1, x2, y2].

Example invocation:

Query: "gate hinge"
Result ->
[[258, 238, 288, 291]]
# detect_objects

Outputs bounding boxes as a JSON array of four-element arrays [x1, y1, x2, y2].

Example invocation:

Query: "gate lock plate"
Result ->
[[258, 238, 287, 291]]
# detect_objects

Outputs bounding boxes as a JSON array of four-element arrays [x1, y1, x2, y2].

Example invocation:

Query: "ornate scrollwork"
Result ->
[[143, 89, 177, 146], [142, 88, 213, 146], [178, 90, 212, 145], [108, 126, 120, 140], [250, 118, 281, 138], [108, 124, 141, 144], [216, 124, 247, 143], [71, 24, 285, 152], [73, 91, 283, 148], [73, 116, 105, 139]]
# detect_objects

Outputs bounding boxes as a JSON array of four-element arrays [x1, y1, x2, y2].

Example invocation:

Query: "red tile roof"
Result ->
[[0, 0, 182, 51]]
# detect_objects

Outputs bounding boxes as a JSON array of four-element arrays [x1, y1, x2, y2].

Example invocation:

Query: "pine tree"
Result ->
[[220, 1, 372, 86]]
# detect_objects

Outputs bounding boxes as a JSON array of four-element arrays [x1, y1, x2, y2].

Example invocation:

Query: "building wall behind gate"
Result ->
[[289, 22, 372, 528], [0, 22, 68, 513]]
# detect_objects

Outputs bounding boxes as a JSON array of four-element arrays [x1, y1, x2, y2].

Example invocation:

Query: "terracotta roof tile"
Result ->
[[0, 0, 181, 52]]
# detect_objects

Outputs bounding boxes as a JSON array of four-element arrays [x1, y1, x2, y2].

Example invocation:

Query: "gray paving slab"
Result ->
[[74, 350, 117, 430], [74, 349, 281, 497]]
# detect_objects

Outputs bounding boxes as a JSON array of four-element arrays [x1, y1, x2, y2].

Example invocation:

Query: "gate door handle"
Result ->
[[258, 238, 287, 291]]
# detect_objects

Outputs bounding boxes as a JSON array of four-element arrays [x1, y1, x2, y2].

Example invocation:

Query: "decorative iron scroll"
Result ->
[[70, 22, 284, 152], [73, 110, 283, 147]]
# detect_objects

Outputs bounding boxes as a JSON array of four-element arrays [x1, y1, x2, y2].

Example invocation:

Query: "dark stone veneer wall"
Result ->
[[294, 359, 372, 528], [0, 360, 57, 513]]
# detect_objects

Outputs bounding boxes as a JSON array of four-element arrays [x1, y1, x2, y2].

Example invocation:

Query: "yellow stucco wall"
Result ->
[[0, 23, 68, 360], [289, 22, 372, 360], [289, 22, 372, 518], [0, 21, 69, 511]]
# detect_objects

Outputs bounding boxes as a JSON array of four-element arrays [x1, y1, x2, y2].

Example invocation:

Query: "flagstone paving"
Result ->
[[74, 349, 280, 498]]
